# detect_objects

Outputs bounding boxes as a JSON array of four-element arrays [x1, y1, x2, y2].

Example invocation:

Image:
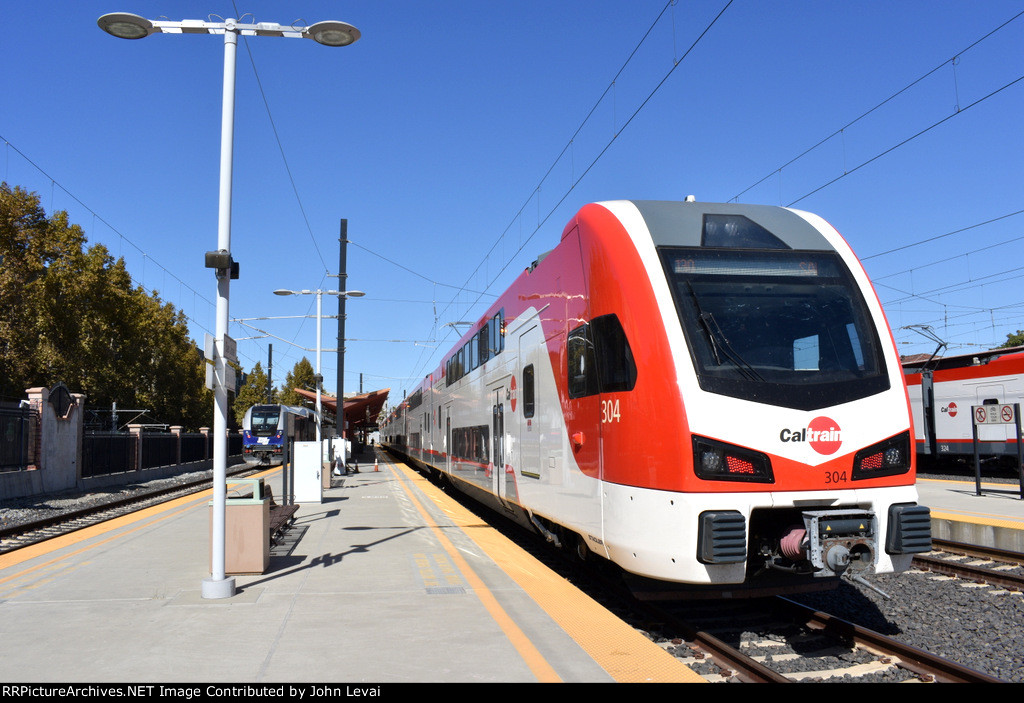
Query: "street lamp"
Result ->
[[99, 12, 360, 600], [274, 289, 364, 442]]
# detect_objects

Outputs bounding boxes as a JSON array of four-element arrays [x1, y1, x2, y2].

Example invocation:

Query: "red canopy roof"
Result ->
[[292, 387, 390, 431]]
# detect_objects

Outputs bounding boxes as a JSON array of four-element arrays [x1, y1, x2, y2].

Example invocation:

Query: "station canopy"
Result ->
[[293, 387, 390, 433]]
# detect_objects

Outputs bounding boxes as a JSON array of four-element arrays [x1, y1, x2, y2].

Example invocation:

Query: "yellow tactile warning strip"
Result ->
[[930, 509, 1024, 532], [920, 477, 1024, 532], [388, 459, 706, 683]]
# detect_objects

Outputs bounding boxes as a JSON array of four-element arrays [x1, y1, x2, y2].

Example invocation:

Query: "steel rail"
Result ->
[[776, 597, 1006, 683]]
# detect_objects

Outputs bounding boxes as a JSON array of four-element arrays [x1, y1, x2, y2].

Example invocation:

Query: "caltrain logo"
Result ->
[[943, 402, 958, 417], [779, 416, 843, 455]]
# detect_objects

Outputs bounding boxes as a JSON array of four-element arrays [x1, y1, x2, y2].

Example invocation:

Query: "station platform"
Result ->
[[0, 450, 702, 685], [918, 474, 1024, 553]]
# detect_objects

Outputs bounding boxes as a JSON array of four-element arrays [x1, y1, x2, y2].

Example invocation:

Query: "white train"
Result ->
[[904, 347, 1024, 466], [241, 404, 318, 467], [383, 199, 931, 597]]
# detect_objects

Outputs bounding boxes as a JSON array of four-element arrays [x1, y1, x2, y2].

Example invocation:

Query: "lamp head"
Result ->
[[306, 20, 360, 47], [98, 13, 154, 39]]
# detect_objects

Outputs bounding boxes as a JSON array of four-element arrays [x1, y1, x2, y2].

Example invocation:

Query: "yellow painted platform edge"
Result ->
[[392, 462, 705, 683]]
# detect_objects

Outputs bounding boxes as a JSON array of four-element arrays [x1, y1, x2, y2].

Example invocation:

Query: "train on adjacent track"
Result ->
[[241, 404, 318, 467], [903, 347, 1024, 468], [381, 199, 932, 597]]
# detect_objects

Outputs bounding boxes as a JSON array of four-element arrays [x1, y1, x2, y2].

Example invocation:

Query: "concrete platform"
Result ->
[[917, 475, 1024, 553], [0, 451, 701, 684]]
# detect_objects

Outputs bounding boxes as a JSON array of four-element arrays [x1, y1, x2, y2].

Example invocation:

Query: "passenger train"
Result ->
[[904, 347, 1024, 467], [241, 404, 318, 467], [381, 199, 931, 597]]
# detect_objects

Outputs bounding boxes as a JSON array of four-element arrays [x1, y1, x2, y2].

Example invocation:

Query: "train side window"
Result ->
[[568, 324, 599, 398], [469, 333, 479, 371], [479, 323, 491, 364], [591, 314, 637, 392], [493, 310, 505, 355], [523, 364, 536, 418]]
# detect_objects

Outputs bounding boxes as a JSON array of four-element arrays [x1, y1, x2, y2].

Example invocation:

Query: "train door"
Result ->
[[921, 370, 937, 456], [561, 225, 602, 479], [444, 403, 452, 473], [491, 387, 505, 499], [518, 327, 542, 481], [566, 323, 603, 479]]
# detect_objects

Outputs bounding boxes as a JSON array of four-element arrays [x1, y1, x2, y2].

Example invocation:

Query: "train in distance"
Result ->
[[382, 198, 931, 598], [241, 404, 318, 467], [904, 346, 1024, 468]]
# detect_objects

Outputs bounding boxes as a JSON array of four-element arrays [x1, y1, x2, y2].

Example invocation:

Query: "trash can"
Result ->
[[212, 478, 270, 575]]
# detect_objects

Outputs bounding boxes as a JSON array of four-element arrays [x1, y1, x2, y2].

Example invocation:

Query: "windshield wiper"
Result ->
[[686, 282, 765, 382]]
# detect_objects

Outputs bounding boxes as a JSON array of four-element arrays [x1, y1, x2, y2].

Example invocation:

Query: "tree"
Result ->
[[0, 182, 212, 429], [1000, 331, 1024, 349], [278, 357, 316, 408], [234, 361, 271, 425]]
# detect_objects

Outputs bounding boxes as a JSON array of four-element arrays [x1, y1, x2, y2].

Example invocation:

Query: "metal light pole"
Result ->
[[273, 288, 364, 443], [337, 223, 349, 453], [99, 12, 360, 600]]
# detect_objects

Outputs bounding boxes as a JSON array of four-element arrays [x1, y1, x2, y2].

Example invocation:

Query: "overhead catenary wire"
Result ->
[[404, 0, 736, 385]]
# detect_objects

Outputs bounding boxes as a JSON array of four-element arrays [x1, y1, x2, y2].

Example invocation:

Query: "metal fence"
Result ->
[[82, 432, 137, 478], [82, 431, 243, 478], [0, 404, 37, 472]]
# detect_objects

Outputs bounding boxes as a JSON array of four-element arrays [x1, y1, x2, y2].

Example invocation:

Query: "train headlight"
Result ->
[[692, 435, 774, 483], [852, 431, 911, 480]]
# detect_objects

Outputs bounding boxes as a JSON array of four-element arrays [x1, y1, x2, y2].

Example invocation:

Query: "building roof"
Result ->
[[292, 387, 390, 432]]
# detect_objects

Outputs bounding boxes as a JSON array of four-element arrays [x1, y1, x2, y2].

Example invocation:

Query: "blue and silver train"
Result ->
[[241, 404, 318, 466]]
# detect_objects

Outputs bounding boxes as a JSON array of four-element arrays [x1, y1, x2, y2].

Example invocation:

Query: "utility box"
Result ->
[[293, 441, 323, 503], [213, 478, 269, 575], [322, 440, 333, 490]]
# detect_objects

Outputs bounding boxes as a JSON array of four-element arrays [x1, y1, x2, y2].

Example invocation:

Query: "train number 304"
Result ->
[[602, 399, 621, 424], [824, 470, 848, 484]]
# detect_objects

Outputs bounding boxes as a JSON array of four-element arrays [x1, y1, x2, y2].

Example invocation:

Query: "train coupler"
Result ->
[[801, 509, 878, 578]]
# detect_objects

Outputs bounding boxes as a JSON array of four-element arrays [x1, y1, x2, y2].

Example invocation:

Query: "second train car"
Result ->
[[382, 199, 931, 596]]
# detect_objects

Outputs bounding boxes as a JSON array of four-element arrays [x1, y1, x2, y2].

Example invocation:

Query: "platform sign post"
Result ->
[[971, 404, 1023, 499], [1017, 404, 1023, 500]]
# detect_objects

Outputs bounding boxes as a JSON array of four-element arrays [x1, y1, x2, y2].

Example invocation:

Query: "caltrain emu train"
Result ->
[[382, 199, 931, 597], [904, 347, 1024, 467], [242, 404, 318, 467]]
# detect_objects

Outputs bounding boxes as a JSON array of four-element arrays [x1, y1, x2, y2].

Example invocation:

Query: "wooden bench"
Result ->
[[262, 485, 299, 545]]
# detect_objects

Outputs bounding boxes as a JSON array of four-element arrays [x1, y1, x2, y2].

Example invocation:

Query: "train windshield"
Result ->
[[659, 248, 889, 411], [249, 407, 281, 436]]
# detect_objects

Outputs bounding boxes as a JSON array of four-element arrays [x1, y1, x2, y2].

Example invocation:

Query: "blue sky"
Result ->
[[3, 1, 1023, 405]]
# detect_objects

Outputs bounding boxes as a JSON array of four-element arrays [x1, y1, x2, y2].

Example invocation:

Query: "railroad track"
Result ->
[[0, 466, 260, 555], [642, 593, 1005, 683], [912, 539, 1024, 592]]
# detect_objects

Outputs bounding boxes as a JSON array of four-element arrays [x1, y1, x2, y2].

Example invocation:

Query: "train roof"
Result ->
[[627, 200, 834, 251], [901, 346, 1024, 373]]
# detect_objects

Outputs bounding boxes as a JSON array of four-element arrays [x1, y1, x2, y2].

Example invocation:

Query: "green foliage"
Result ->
[[1000, 330, 1024, 349], [0, 182, 212, 428], [234, 361, 271, 425], [278, 357, 316, 408]]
